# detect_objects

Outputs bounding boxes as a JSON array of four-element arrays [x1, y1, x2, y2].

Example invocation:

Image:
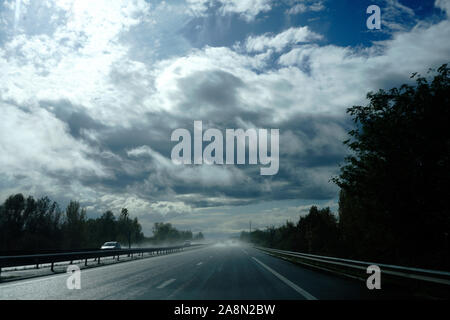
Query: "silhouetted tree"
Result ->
[[194, 232, 204, 240], [297, 206, 339, 255], [0, 194, 146, 251], [0, 194, 26, 251], [333, 64, 450, 268], [241, 206, 339, 255], [151, 222, 193, 243], [63, 201, 87, 249]]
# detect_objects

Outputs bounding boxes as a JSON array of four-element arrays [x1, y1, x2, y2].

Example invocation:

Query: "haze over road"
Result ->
[[0, 244, 404, 300]]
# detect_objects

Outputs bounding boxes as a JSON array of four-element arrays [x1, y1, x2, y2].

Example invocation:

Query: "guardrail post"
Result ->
[[98, 257, 101, 264], [51, 262, 54, 272], [85, 259, 88, 266], [36, 264, 39, 269]]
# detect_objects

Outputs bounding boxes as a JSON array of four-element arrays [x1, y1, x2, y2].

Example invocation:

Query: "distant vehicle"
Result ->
[[101, 241, 121, 250], [184, 240, 191, 247]]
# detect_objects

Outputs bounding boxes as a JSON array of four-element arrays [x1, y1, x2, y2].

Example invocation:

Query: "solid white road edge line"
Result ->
[[252, 257, 317, 300], [157, 278, 176, 289]]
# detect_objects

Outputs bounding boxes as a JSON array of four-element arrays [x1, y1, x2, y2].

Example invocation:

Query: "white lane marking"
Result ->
[[197, 262, 203, 266], [242, 249, 249, 255], [252, 257, 317, 300], [157, 278, 176, 289]]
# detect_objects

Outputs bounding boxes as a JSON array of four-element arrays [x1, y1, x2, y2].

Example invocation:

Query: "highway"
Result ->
[[0, 243, 405, 300]]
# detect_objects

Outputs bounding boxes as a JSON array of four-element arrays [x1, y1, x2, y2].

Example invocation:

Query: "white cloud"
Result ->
[[435, 0, 450, 16], [218, 0, 272, 21], [0, 101, 110, 205], [245, 26, 322, 53], [141, 15, 450, 124], [186, 0, 212, 16], [95, 193, 193, 218], [0, 102, 107, 178], [0, 0, 154, 127], [127, 145, 249, 188], [381, 0, 416, 32], [186, 0, 272, 21], [287, 1, 325, 15]]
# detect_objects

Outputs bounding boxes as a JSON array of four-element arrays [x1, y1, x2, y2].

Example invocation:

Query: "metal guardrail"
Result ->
[[0, 244, 203, 277], [256, 246, 450, 286]]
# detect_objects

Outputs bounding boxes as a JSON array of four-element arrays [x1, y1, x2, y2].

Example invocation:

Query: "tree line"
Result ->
[[0, 194, 204, 253], [150, 222, 204, 244], [241, 206, 340, 256], [242, 64, 450, 270], [0, 194, 144, 252]]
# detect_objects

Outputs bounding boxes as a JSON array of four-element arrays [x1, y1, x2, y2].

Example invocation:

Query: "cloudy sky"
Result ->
[[0, 0, 449, 239]]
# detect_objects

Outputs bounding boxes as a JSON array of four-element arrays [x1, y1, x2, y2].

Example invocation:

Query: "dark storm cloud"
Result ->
[[39, 99, 107, 139], [52, 110, 349, 207], [29, 63, 351, 210], [176, 69, 245, 115]]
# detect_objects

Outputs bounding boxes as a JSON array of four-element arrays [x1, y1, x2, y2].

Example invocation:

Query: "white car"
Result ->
[[101, 241, 121, 249]]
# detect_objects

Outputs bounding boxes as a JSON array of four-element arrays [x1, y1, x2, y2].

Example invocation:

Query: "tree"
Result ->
[[97, 211, 117, 243], [297, 206, 339, 255], [63, 201, 87, 249], [240, 206, 339, 255], [151, 222, 194, 243], [0, 194, 26, 250], [194, 232, 204, 240], [131, 217, 145, 244], [333, 64, 450, 268], [22, 196, 62, 250]]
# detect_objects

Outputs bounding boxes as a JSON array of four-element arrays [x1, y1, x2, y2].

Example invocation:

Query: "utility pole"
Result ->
[[121, 208, 131, 251]]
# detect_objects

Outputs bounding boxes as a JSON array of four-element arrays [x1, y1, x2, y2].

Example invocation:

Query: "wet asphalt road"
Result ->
[[0, 244, 402, 300]]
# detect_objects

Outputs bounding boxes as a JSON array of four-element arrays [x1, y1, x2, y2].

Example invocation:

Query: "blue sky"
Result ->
[[182, 0, 420, 48], [0, 0, 449, 239]]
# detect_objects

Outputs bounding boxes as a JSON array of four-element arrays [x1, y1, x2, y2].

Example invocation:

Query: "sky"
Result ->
[[0, 0, 449, 239]]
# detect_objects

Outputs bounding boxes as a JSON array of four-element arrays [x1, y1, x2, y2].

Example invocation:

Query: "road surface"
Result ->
[[0, 244, 404, 299]]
